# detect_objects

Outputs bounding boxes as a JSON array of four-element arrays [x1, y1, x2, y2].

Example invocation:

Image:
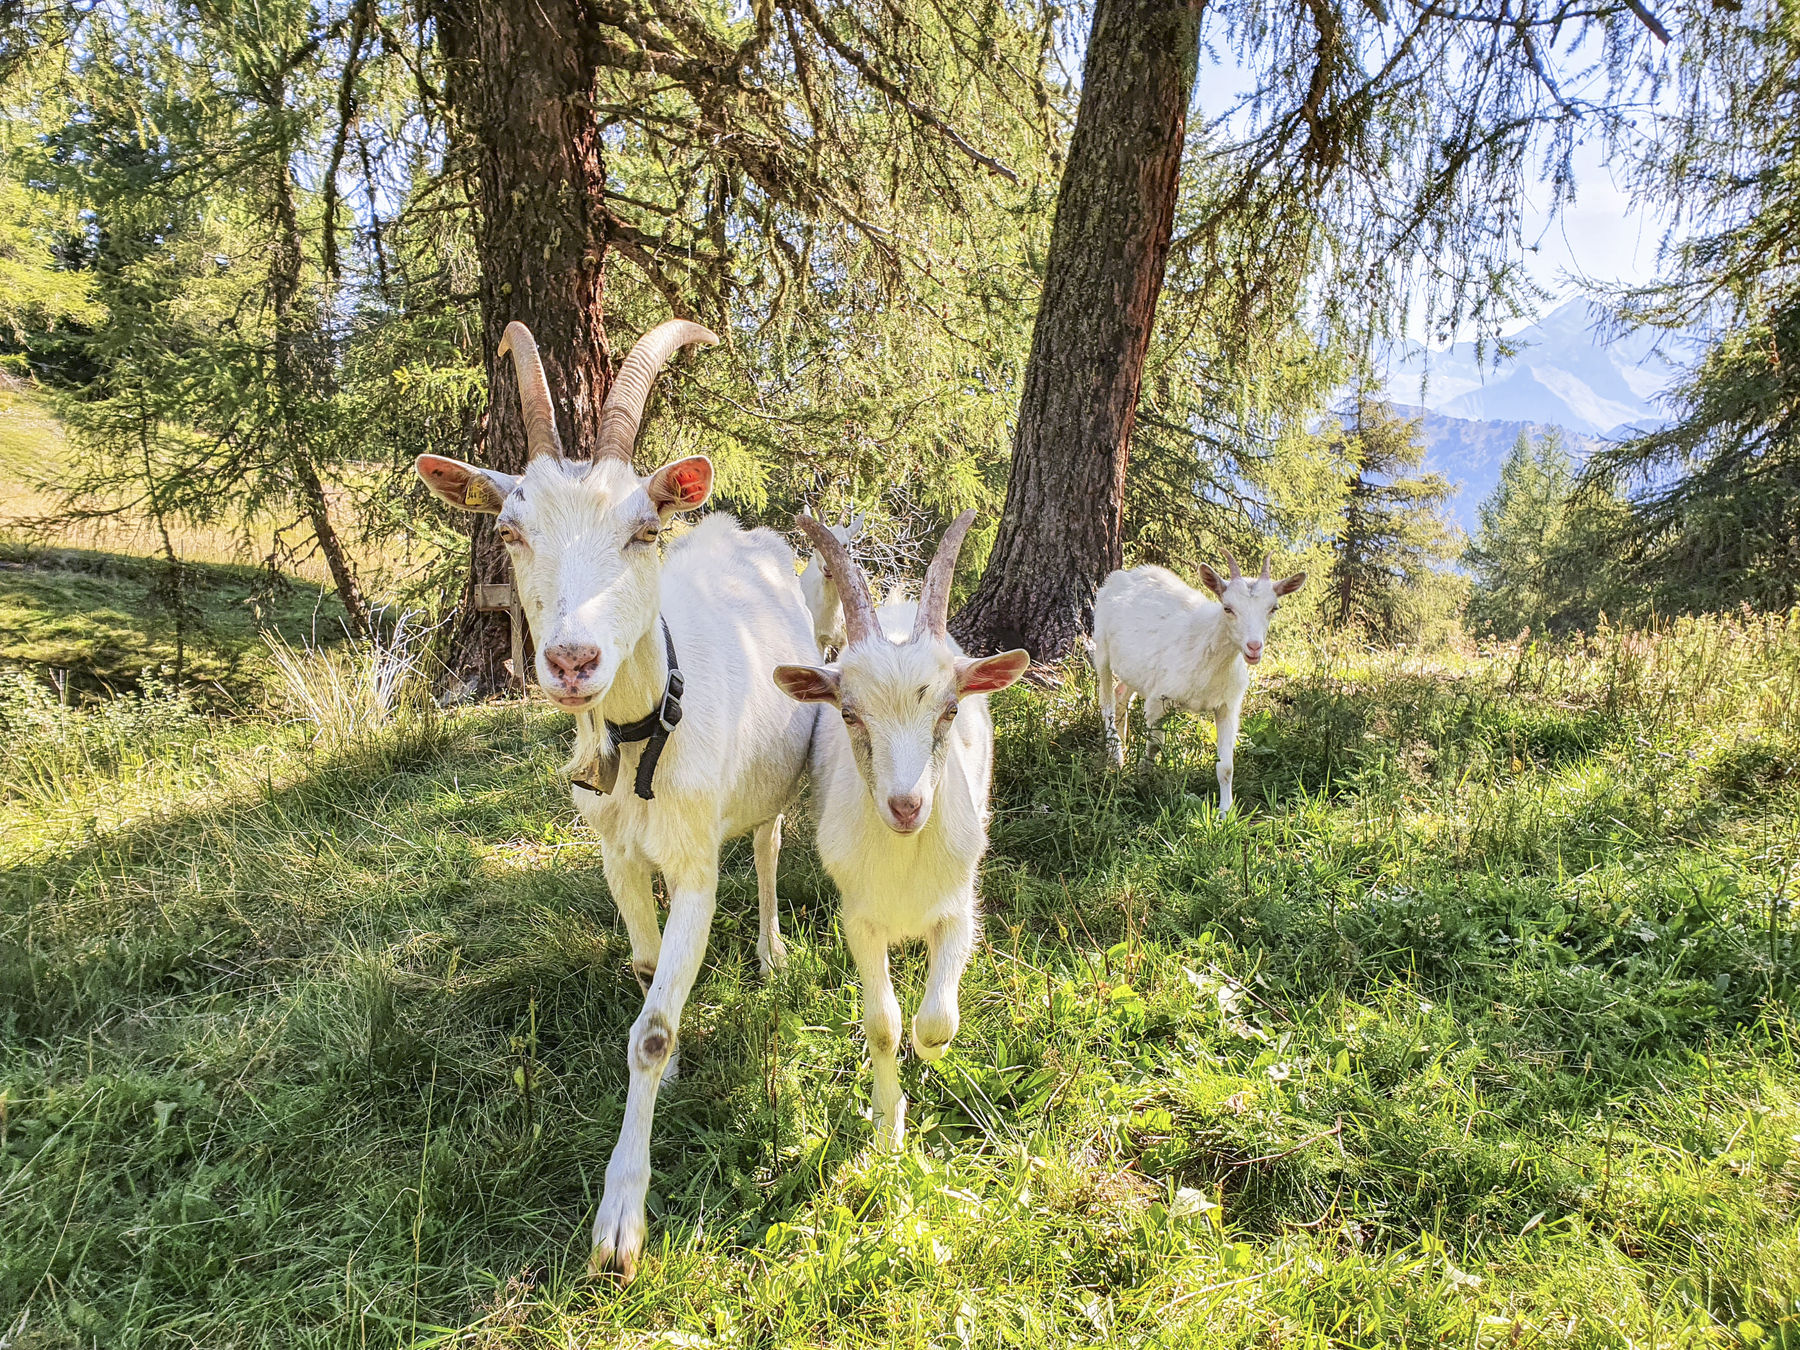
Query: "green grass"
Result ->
[[2, 616, 1798, 1347], [0, 542, 352, 703], [0, 388, 352, 704]]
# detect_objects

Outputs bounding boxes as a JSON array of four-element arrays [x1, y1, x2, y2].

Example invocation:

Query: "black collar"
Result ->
[[573, 620, 684, 801]]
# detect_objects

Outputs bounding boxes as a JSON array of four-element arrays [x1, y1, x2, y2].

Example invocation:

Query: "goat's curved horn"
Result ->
[[497, 322, 565, 462], [1260, 553, 1272, 581], [596, 319, 719, 464], [797, 513, 879, 649], [913, 509, 976, 642], [1221, 548, 1243, 582]]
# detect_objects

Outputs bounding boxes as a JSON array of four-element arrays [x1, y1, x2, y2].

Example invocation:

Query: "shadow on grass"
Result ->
[[0, 708, 873, 1338], [3, 681, 1797, 1343]]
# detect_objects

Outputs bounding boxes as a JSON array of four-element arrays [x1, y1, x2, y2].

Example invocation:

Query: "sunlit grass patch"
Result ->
[[2, 614, 1798, 1346]]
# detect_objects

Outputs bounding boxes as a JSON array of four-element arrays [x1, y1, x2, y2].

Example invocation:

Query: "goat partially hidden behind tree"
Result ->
[[1092, 552, 1305, 812], [415, 320, 818, 1280], [773, 512, 1029, 1148], [798, 512, 866, 657]]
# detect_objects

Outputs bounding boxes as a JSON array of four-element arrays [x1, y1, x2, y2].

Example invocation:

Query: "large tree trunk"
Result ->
[[435, 0, 613, 693], [951, 0, 1202, 660]]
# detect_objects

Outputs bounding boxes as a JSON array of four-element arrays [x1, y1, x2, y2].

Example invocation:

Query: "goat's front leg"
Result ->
[[1215, 702, 1240, 814], [753, 816, 786, 975], [602, 842, 662, 1000], [913, 904, 974, 1063], [590, 861, 717, 1280], [845, 918, 905, 1150]]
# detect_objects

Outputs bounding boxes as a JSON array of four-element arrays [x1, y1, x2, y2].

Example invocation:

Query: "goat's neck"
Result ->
[[1192, 604, 1241, 671], [599, 621, 670, 727]]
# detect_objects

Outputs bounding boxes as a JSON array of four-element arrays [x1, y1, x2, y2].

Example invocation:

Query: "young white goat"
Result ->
[[1092, 552, 1306, 812], [797, 512, 866, 656], [773, 512, 1029, 1148], [415, 321, 819, 1280]]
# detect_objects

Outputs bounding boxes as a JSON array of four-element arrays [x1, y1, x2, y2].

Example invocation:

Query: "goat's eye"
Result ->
[[496, 524, 523, 547], [842, 710, 861, 728], [632, 522, 660, 546], [1223, 605, 1236, 617], [941, 704, 958, 722]]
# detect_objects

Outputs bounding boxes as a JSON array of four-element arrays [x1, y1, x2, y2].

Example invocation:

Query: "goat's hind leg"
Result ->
[[845, 919, 906, 1149], [753, 816, 786, 975], [603, 841, 663, 999], [1096, 650, 1121, 767], [1145, 694, 1170, 761], [913, 904, 974, 1063]]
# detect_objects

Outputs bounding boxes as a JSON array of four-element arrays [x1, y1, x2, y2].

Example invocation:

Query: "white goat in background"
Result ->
[[1092, 551, 1306, 812], [415, 320, 819, 1279], [798, 512, 866, 656], [773, 512, 1029, 1148]]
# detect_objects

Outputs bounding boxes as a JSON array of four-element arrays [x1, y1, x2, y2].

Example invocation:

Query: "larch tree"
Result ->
[[951, 0, 1689, 659], [1325, 399, 1463, 642], [1589, 0, 1800, 614], [426, 0, 1055, 691], [950, 0, 1201, 658]]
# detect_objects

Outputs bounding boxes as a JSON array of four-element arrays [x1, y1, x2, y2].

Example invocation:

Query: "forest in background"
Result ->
[[0, 0, 1794, 698]]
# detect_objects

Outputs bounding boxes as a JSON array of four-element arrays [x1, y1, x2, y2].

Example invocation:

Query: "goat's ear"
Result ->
[[416, 455, 517, 514], [1273, 570, 1307, 596], [773, 664, 840, 705], [956, 649, 1030, 696], [1197, 564, 1227, 597], [646, 455, 713, 515]]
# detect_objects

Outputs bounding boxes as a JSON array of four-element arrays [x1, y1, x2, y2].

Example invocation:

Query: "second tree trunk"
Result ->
[[953, 0, 1203, 660]]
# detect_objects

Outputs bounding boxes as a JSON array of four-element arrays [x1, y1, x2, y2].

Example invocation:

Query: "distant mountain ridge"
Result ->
[[1377, 298, 1695, 531]]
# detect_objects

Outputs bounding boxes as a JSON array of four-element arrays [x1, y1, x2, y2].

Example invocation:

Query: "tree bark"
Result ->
[[435, 0, 613, 693], [951, 0, 1202, 660]]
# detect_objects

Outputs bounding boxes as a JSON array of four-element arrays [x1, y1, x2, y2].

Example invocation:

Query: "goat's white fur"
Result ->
[[1092, 559, 1304, 812], [773, 517, 1027, 1148], [415, 324, 819, 1282], [797, 513, 866, 656]]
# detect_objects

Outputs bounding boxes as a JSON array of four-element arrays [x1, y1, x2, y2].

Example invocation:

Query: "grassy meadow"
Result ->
[[3, 601, 1798, 1347], [0, 386, 358, 704]]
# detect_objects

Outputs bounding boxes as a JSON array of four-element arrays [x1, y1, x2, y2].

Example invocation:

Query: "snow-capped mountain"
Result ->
[[1377, 299, 1696, 531]]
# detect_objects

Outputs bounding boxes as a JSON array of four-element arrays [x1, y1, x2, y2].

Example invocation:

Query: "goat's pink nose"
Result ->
[[543, 642, 600, 685], [886, 794, 923, 830], [1245, 640, 1263, 654]]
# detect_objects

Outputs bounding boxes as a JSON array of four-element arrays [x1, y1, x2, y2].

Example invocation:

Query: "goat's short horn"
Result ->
[[1221, 548, 1242, 582]]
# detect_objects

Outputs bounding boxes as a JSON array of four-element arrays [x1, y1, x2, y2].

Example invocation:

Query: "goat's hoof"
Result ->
[[911, 1009, 957, 1063], [589, 1192, 648, 1283], [756, 936, 787, 976]]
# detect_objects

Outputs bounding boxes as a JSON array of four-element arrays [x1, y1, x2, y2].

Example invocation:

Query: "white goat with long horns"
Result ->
[[773, 511, 1029, 1148], [1092, 551, 1306, 812], [415, 320, 819, 1279], [797, 511, 867, 657]]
